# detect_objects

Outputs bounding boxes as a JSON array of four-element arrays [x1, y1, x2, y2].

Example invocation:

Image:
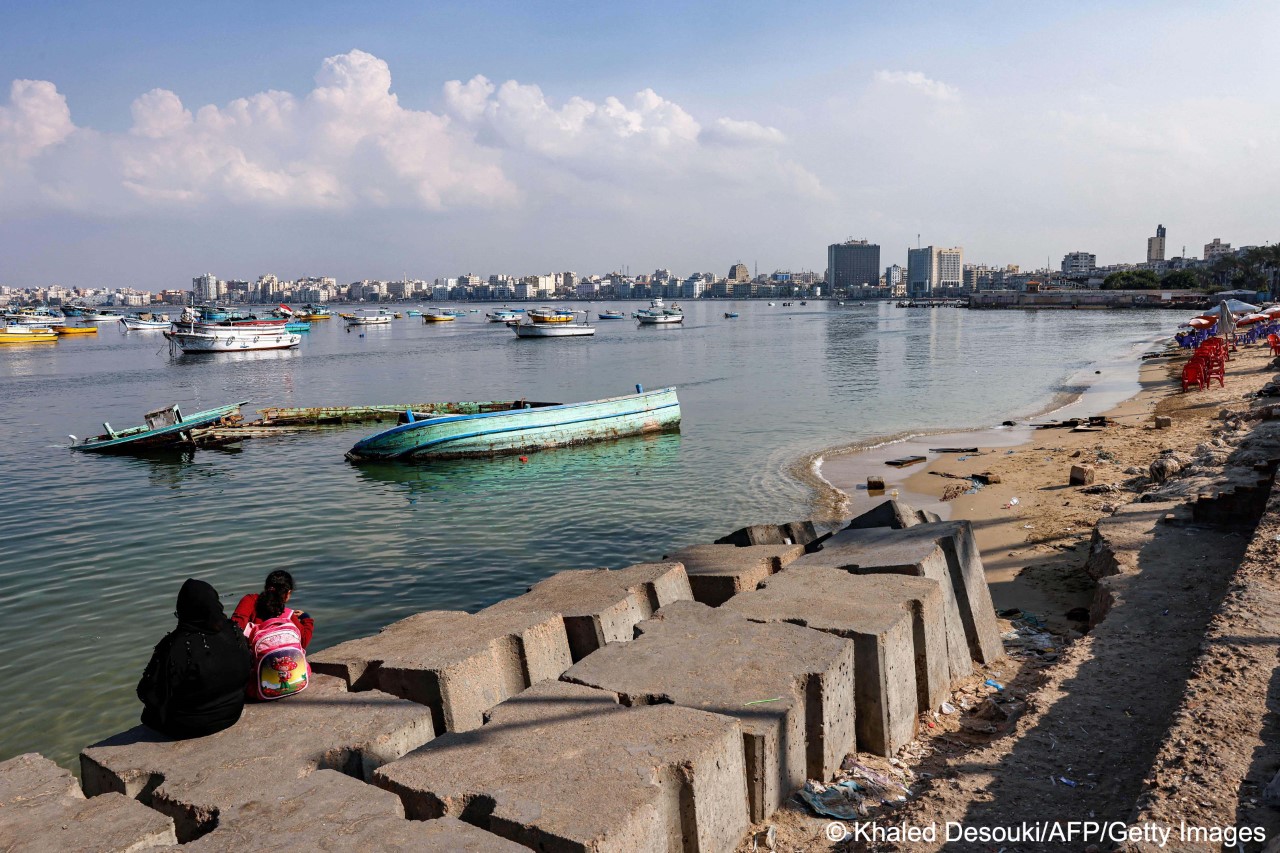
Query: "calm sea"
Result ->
[[0, 300, 1170, 769]]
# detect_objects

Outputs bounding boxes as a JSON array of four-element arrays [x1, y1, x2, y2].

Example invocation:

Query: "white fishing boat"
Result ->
[[82, 308, 122, 322], [344, 312, 393, 326], [511, 313, 595, 338], [120, 313, 170, 330], [635, 297, 684, 325], [4, 308, 66, 326], [164, 322, 302, 353], [486, 310, 522, 323]]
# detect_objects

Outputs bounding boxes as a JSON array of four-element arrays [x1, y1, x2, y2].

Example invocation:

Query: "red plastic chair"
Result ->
[[1268, 333, 1280, 357], [1181, 362, 1206, 392]]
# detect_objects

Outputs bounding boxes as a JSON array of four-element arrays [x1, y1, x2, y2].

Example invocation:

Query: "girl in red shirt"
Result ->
[[231, 570, 314, 648]]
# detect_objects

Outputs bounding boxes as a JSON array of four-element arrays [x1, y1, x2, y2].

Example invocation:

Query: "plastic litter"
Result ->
[[744, 696, 784, 706], [750, 825, 777, 851], [1059, 777, 1077, 787], [798, 779, 866, 820], [940, 701, 957, 715], [984, 678, 1005, 692]]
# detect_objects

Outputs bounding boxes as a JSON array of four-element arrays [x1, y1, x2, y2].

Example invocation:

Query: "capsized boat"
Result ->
[[69, 401, 248, 453], [346, 385, 680, 461]]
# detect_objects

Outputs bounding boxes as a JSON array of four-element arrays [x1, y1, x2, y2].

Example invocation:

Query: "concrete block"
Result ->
[[714, 520, 822, 548], [311, 609, 572, 731], [803, 521, 1003, 667], [1154, 415, 1172, 429], [181, 770, 524, 852], [867, 475, 886, 490], [375, 680, 751, 853], [663, 543, 805, 606], [481, 562, 690, 661], [0, 753, 175, 852], [1070, 464, 1096, 485], [562, 600, 856, 821], [724, 566, 949, 755], [80, 675, 435, 842], [843, 499, 938, 531]]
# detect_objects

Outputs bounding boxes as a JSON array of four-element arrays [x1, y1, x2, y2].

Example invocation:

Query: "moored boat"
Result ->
[[344, 312, 393, 326], [120, 313, 171, 330], [55, 325, 99, 336], [635, 297, 683, 325], [597, 309, 626, 320], [346, 385, 680, 461], [724, 312, 739, 318], [487, 309, 522, 323], [527, 306, 575, 323], [164, 321, 301, 353], [0, 326, 58, 344], [423, 311, 456, 323], [284, 321, 312, 332], [69, 401, 248, 453], [5, 307, 66, 326], [512, 321, 596, 338]]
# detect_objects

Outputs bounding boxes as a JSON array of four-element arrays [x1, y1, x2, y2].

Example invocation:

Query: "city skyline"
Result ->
[[1, 1, 1277, 288]]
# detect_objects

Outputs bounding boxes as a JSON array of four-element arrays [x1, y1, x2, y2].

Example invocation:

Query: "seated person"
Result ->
[[231, 570, 314, 648], [137, 579, 253, 738]]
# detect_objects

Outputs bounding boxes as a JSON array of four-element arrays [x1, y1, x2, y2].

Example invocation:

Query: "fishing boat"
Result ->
[[164, 321, 301, 353], [284, 321, 312, 332], [55, 325, 98, 336], [0, 326, 58, 344], [69, 401, 248, 453], [512, 320, 596, 338], [346, 385, 680, 461], [423, 310, 456, 323], [344, 312, 393, 326], [724, 312, 739, 318], [5, 307, 66, 326], [406, 310, 423, 317], [635, 297, 683, 325], [120, 313, 170, 330], [296, 304, 332, 320], [597, 309, 626, 320], [82, 308, 122, 322], [486, 309, 522, 323], [527, 306, 576, 323]]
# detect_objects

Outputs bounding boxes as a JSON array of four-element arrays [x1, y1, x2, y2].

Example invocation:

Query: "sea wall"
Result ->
[[3, 501, 1004, 852]]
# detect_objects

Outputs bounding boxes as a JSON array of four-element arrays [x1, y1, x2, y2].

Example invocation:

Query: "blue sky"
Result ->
[[0, 1, 1275, 288]]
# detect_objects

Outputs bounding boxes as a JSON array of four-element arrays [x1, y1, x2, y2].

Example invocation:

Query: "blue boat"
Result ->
[[346, 386, 681, 461], [724, 312, 739, 318], [284, 321, 312, 332], [69, 401, 248, 453]]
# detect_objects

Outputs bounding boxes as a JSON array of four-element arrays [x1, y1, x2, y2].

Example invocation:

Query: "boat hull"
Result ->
[[347, 387, 681, 461], [636, 314, 683, 324], [512, 323, 595, 337], [345, 316, 392, 326], [71, 402, 248, 453], [164, 326, 301, 352], [120, 318, 170, 330]]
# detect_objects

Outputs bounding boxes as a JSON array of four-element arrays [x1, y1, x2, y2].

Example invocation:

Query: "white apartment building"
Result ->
[[907, 246, 964, 297], [1062, 251, 1096, 276]]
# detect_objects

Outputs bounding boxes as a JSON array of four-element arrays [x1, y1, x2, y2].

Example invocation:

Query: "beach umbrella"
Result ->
[[1237, 313, 1269, 327], [1187, 317, 1213, 329], [1201, 299, 1259, 317]]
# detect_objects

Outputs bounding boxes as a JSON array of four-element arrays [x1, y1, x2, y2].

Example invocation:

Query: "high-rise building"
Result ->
[[906, 246, 964, 297], [728, 262, 750, 283], [192, 273, 218, 302], [1204, 238, 1233, 261], [884, 264, 905, 296], [1062, 252, 1097, 277], [1147, 224, 1166, 263], [826, 239, 880, 292]]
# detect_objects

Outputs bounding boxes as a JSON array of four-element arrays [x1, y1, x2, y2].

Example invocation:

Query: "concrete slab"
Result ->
[[180, 770, 525, 852], [662, 543, 805, 606], [311, 609, 572, 731], [562, 600, 856, 821], [723, 566, 949, 755], [795, 527, 975, 684], [80, 675, 435, 842], [0, 753, 175, 852], [843, 499, 939, 531], [374, 680, 751, 853], [481, 562, 691, 661], [714, 520, 823, 548], [824, 521, 1002, 665]]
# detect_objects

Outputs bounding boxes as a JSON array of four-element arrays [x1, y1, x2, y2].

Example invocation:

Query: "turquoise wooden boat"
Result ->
[[70, 401, 249, 453], [284, 321, 312, 332], [346, 386, 681, 461]]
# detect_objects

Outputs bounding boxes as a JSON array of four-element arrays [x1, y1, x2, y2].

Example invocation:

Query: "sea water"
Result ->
[[0, 301, 1171, 767]]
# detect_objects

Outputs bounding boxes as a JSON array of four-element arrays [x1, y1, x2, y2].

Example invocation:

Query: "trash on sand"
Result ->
[[1023, 523, 1034, 529], [838, 761, 911, 805], [984, 678, 1005, 692], [1002, 497, 1020, 509], [751, 825, 777, 851], [1162, 609, 1169, 616], [940, 701, 957, 715], [744, 696, 784, 706], [798, 779, 866, 820], [1058, 777, 1078, 787]]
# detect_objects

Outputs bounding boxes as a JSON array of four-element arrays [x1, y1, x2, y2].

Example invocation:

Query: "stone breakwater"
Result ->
[[0, 500, 1006, 852]]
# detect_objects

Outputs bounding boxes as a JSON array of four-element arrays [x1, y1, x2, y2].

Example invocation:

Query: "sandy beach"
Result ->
[[745, 334, 1280, 851]]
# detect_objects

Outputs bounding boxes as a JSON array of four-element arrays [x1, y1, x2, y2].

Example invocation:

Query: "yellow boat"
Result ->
[[55, 325, 98, 336], [423, 312, 456, 323], [527, 307, 575, 323], [0, 326, 57, 344]]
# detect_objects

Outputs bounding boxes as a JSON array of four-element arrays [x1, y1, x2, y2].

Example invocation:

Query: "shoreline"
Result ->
[[800, 333, 1173, 625]]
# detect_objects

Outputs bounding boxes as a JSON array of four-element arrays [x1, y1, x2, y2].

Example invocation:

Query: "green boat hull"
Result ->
[[346, 387, 681, 461]]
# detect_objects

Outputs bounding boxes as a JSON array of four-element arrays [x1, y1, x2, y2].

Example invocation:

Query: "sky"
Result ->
[[1, 0, 1276, 289]]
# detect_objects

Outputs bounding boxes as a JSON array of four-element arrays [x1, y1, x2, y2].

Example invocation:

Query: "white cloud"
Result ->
[[872, 70, 960, 101], [0, 51, 822, 218]]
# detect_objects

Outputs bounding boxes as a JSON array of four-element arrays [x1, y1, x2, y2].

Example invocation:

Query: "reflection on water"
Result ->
[[0, 300, 1172, 770]]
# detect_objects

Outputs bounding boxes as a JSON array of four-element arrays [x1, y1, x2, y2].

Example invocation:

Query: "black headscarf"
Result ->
[[175, 578, 226, 632]]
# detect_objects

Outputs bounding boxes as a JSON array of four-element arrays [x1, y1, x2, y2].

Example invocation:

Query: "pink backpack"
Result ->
[[244, 608, 310, 700]]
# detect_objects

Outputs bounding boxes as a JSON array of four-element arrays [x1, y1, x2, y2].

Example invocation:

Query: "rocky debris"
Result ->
[[562, 600, 856, 821], [1070, 464, 1097, 485], [1080, 483, 1119, 494], [662, 544, 803, 607], [844, 499, 941, 530], [374, 680, 751, 853], [311, 609, 571, 733], [179, 770, 525, 852], [1149, 451, 1193, 484], [0, 752, 176, 852], [723, 565, 949, 756], [715, 520, 822, 549], [480, 561, 691, 660], [80, 675, 436, 842]]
